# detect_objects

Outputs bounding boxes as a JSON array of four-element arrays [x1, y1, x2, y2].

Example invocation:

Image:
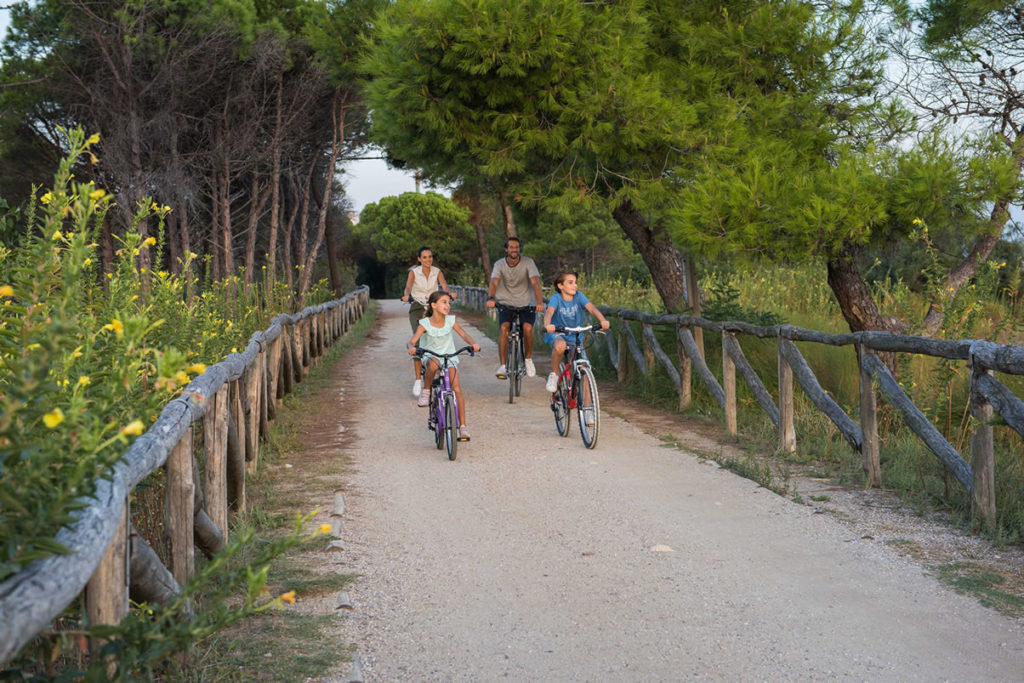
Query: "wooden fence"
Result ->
[[0, 286, 370, 665], [452, 286, 1024, 526]]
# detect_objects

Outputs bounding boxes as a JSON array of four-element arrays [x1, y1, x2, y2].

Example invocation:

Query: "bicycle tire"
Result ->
[[576, 365, 600, 449], [552, 369, 570, 437], [432, 385, 443, 450], [507, 335, 519, 404], [444, 393, 458, 460]]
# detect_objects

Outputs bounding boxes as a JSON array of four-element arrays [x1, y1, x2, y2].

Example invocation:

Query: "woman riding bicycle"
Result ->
[[401, 246, 456, 399], [408, 290, 480, 441], [542, 271, 610, 392]]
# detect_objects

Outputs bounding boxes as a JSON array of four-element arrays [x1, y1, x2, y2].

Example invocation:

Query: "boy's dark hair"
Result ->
[[553, 271, 579, 293], [425, 289, 450, 316], [504, 236, 521, 248]]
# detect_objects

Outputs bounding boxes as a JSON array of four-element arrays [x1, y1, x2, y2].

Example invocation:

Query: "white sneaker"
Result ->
[[412, 379, 422, 397], [495, 364, 507, 378], [417, 389, 429, 407], [545, 373, 559, 392], [524, 358, 536, 377]]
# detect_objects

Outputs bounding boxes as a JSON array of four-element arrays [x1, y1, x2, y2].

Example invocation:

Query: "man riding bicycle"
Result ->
[[486, 236, 545, 379]]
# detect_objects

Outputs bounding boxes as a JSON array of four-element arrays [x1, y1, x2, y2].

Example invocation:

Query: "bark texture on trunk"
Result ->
[[921, 199, 1008, 335], [476, 223, 491, 279], [611, 199, 687, 313]]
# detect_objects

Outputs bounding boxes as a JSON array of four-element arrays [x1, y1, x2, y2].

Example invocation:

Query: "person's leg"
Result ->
[[419, 358, 439, 406], [550, 337, 567, 374], [497, 322, 510, 364], [451, 368, 467, 425]]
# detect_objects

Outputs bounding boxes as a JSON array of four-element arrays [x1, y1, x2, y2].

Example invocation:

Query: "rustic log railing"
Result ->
[[0, 286, 370, 665], [451, 285, 1024, 527]]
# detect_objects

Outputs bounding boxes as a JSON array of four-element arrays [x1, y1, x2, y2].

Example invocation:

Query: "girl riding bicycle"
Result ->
[[542, 271, 610, 392], [408, 290, 481, 441]]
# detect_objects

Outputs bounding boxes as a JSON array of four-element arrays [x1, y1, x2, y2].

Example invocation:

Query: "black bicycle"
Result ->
[[497, 304, 534, 404]]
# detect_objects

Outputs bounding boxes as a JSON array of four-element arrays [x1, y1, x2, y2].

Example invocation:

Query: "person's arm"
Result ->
[[530, 275, 544, 311], [486, 276, 499, 308], [408, 325, 425, 355], [585, 301, 610, 330], [438, 271, 456, 298], [452, 322, 481, 353], [401, 270, 415, 303], [544, 299, 556, 333]]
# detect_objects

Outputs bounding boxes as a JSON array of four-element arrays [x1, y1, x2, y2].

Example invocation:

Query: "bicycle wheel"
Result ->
[[432, 385, 443, 450], [576, 366, 600, 449], [444, 393, 458, 460], [552, 370, 570, 437], [507, 335, 519, 404], [514, 339, 523, 397]]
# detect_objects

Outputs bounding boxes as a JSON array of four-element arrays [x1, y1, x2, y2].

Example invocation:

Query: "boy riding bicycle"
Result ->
[[543, 271, 610, 392]]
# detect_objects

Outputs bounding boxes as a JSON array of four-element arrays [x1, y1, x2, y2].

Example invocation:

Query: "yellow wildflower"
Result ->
[[279, 591, 296, 605], [103, 319, 125, 336], [121, 420, 145, 436], [77, 375, 91, 388], [83, 258, 92, 266], [43, 408, 65, 428], [143, 236, 156, 247], [187, 363, 207, 374], [40, 192, 52, 205], [318, 523, 332, 535], [26, 343, 40, 350], [87, 133, 100, 145], [0, 285, 13, 297], [89, 153, 98, 164], [51, 230, 63, 241], [89, 188, 106, 200], [173, 370, 189, 385]]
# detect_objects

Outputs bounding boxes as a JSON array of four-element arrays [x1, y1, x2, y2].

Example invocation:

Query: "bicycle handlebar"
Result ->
[[553, 324, 604, 334], [415, 345, 476, 360], [495, 303, 537, 313]]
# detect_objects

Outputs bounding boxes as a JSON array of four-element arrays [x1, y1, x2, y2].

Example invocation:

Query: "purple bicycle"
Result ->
[[416, 345, 475, 460]]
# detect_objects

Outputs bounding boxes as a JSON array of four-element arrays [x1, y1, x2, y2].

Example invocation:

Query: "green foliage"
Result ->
[[0, 129, 178, 582], [353, 192, 475, 271], [0, 129, 336, 583]]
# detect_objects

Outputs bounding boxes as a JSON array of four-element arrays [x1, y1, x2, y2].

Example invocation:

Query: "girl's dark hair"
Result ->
[[426, 289, 450, 316], [553, 271, 579, 293], [418, 246, 433, 257]]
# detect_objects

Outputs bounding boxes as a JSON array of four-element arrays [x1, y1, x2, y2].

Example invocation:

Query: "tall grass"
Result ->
[[583, 260, 1024, 543]]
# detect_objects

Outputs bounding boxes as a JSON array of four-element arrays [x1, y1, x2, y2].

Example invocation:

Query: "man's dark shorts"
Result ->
[[497, 305, 536, 328]]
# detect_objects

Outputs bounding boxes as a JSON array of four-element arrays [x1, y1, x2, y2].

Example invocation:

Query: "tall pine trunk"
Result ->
[[611, 199, 687, 313]]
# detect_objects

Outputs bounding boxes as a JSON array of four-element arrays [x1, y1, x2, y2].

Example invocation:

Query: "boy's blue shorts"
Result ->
[[544, 332, 580, 350]]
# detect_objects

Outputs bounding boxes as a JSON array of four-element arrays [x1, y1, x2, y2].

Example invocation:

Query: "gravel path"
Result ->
[[330, 300, 1023, 681]]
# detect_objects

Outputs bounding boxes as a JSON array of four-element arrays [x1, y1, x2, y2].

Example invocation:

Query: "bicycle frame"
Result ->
[[550, 325, 602, 448], [417, 346, 474, 460], [497, 304, 533, 403]]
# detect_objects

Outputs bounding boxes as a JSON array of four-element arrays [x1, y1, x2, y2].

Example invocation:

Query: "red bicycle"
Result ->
[[549, 325, 602, 449]]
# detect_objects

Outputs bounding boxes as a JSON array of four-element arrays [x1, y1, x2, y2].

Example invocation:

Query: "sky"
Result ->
[[338, 157, 449, 215]]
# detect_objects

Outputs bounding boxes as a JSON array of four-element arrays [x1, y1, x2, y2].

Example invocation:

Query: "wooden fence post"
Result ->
[[723, 330, 737, 436], [166, 432, 195, 583], [678, 325, 692, 410], [777, 334, 796, 453], [204, 385, 230, 541], [857, 345, 882, 488], [617, 319, 628, 383], [641, 323, 655, 379], [970, 359, 996, 526], [85, 499, 128, 663]]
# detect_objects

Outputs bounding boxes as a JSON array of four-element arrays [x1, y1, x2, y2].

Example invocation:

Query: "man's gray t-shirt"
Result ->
[[491, 257, 540, 307]]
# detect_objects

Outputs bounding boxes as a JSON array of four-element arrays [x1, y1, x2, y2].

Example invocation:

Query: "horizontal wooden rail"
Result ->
[[0, 286, 369, 665], [453, 285, 1024, 526]]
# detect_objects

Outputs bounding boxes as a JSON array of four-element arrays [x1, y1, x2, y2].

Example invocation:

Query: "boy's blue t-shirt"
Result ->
[[547, 291, 591, 330]]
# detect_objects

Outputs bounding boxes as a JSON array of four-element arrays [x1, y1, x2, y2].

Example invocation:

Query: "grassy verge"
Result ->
[[185, 301, 379, 681]]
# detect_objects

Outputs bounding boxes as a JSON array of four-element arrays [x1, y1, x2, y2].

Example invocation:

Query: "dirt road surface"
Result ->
[[324, 300, 1023, 681]]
